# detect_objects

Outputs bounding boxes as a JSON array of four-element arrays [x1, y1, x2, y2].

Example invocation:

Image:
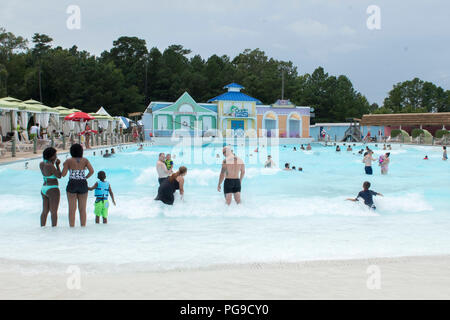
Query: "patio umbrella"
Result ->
[[64, 112, 95, 122], [64, 112, 96, 137]]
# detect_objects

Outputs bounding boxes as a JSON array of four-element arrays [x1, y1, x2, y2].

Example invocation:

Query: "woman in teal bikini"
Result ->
[[40, 147, 62, 227]]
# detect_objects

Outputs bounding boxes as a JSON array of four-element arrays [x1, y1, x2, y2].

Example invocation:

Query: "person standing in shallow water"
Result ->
[[62, 144, 94, 227], [218, 146, 245, 205], [40, 147, 62, 227], [155, 166, 187, 205], [443, 146, 447, 161], [363, 151, 377, 175], [156, 153, 172, 185], [379, 152, 390, 175]]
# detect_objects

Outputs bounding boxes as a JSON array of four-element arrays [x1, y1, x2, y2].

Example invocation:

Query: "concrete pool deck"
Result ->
[[1, 255, 449, 299], [0, 142, 139, 165]]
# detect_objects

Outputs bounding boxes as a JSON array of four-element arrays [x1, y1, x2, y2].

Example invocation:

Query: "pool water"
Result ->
[[0, 143, 449, 272]]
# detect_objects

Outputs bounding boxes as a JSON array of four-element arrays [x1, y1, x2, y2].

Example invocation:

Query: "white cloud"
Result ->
[[332, 43, 366, 54], [338, 26, 357, 36], [213, 25, 260, 38], [288, 19, 330, 37]]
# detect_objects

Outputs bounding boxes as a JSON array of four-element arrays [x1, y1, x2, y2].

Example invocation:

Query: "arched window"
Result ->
[[178, 104, 194, 113]]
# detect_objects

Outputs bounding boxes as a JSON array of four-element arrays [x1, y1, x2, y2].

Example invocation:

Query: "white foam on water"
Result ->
[[1, 143, 449, 272]]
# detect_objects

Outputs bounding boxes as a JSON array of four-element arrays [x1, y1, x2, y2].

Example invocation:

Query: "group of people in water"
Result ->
[[39, 144, 115, 227], [154, 146, 245, 206], [39, 141, 448, 226]]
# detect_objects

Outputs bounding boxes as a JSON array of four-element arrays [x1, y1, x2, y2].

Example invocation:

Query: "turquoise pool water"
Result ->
[[0, 143, 449, 272]]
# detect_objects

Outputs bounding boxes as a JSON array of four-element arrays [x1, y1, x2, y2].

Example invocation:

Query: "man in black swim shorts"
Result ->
[[218, 146, 245, 205]]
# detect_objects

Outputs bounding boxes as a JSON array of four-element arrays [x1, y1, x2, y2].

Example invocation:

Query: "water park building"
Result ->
[[143, 83, 311, 139]]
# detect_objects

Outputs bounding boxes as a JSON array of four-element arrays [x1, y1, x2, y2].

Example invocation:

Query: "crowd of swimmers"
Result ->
[[39, 142, 449, 227]]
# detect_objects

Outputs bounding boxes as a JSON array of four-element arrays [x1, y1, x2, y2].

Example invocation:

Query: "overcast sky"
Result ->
[[2, 0, 449, 104]]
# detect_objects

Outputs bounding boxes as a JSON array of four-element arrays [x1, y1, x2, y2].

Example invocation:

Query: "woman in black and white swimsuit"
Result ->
[[62, 144, 94, 227]]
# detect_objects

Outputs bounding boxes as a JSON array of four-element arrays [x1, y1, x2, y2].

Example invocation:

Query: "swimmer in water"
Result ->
[[300, 144, 305, 150], [138, 144, 143, 151], [218, 147, 245, 205], [424, 155, 429, 160], [443, 146, 447, 161], [306, 144, 312, 150], [155, 166, 187, 205], [379, 152, 390, 175], [347, 145, 352, 152], [40, 147, 62, 227], [336, 145, 341, 152], [363, 151, 377, 175], [284, 163, 291, 171], [264, 155, 275, 168], [347, 181, 383, 210], [156, 153, 172, 185], [88, 171, 116, 224]]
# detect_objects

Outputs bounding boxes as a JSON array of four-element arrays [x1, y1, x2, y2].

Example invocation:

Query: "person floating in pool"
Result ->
[[138, 144, 143, 151], [293, 147, 297, 151], [218, 146, 245, 205], [88, 171, 116, 224], [264, 155, 275, 168], [443, 146, 447, 161], [424, 155, 429, 160], [363, 151, 377, 175], [156, 153, 172, 185], [347, 181, 383, 210], [155, 166, 187, 205], [40, 147, 62, 227], [379, 152, 390, 175], [284, 163, 291, 171], [165, 154, 174, 171]]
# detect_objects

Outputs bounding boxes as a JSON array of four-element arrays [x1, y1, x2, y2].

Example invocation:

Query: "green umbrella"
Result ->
[[54, 106, 69, 111], [0, 100, 19, 111], [0, 97, 24, 110], [23, 99, 59, 114]]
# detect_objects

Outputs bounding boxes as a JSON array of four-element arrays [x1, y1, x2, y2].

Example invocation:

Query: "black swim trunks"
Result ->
[[224, 178, 241, 194], [66, 179, 88, 194]]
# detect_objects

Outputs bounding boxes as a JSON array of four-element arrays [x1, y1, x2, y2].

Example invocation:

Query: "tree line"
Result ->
[[1, 27, 449, 122]]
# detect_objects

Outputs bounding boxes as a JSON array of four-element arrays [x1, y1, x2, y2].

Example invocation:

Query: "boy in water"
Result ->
[[88, 171, 116, 224], [347, 181, 383, 210], [443, 146, 447, 161]]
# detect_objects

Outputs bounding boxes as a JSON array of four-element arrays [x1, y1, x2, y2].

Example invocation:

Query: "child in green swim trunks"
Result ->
[[88, 171, 116, 224], [165, 154, 174, 170]]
